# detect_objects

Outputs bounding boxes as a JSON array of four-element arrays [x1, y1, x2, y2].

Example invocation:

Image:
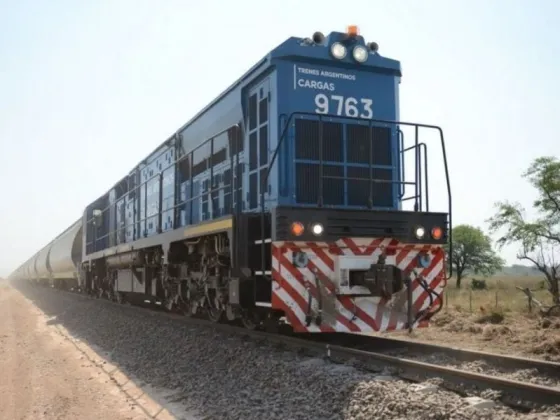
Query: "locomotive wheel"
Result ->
[[207, 298, 224, 323], [177, 300, 193, 317], [115, 292, 124, 304], [207, 306, 224, 323], [206, 291, 226, 323], [241, 310, 260, 330]]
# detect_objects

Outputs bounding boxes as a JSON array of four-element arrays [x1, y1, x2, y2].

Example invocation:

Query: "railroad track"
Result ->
[[310, 332, 560, 383], [351, 333, 560, 380], [21, 282, 560, 412], [305, 333, 560, 410]]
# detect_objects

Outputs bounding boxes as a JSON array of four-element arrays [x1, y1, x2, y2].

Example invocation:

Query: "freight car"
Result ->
[[10, 26, 452, 334], [11, 220, 83, 290]]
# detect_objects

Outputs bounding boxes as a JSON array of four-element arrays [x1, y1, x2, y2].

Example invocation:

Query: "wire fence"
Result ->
[[442, 277, 553, 314]]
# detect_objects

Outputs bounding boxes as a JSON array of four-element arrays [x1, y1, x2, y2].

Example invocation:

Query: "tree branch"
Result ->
[[544, 187, 560, 215], [518, 252, 542, 271]]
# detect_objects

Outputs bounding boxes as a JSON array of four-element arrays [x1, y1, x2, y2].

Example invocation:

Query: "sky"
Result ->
[[0, 0, 559, 276]]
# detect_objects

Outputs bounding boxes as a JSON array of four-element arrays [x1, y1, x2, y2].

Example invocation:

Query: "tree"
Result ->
[[488, 156, 560, 304], [448, 224, 504, 288]]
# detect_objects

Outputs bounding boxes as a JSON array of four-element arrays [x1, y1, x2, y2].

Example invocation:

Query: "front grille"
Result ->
[[325, 211, 408, 237], [294, 118, 394, 207], [295, 163, 344, 205]]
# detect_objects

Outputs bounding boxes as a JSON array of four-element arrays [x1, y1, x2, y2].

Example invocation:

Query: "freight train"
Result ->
[[9, 26, 452, 334]]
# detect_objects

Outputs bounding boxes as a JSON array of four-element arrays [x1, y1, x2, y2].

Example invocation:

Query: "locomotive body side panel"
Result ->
[[81, 58, 279, 264]]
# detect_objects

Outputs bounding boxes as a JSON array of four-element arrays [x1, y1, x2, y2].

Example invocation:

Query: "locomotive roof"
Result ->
[[172, 30, 401, 139], [108, 30, 403, 202]]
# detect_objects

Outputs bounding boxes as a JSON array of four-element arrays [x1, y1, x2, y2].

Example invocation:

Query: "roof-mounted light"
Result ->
[[347, 25, 359, 37], [330, 42, 347, 59], [352, 45, 368, 63]]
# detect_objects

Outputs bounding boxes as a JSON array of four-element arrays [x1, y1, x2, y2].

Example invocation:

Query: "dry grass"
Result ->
[[385, 275, 560, 361], [443, 275, 552, 314]]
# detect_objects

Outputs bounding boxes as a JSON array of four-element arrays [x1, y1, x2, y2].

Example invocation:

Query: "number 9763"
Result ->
[[314, 94, 373, 119]]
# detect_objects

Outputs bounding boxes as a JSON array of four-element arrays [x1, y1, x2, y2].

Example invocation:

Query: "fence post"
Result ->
[[515, 286, 547, 314], [495, 290, 498, 308], [469, 289, 472, 313]]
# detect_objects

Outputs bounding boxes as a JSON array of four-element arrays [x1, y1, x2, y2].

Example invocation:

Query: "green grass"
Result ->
[[442, 275, 553, 314]]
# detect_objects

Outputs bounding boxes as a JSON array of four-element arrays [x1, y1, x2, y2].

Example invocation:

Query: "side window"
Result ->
[[249, 94, 258, 131], [247, 82, 270, 210]]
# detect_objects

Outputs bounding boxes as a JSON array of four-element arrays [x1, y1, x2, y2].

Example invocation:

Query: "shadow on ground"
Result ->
[[11, 280, 206, 420]]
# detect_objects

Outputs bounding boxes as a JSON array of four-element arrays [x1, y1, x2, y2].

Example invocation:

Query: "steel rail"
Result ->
[[328, 333, 560, 379], [318, 341, 560, 409]]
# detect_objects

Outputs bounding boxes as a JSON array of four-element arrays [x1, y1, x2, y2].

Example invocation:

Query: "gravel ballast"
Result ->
[[14, 282, 560, 420], [404, 353, 560, 389]]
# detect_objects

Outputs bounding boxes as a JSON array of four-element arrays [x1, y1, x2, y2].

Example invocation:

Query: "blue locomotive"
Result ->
[[11, 27, 451, 333]]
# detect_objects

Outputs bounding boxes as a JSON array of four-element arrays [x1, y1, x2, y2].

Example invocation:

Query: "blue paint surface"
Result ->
[[83, 31, 405, 255]]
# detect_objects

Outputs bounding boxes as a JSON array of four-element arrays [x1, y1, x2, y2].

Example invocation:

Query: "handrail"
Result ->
[[86, 125, 242, 253], [259, 111, 452, 279]]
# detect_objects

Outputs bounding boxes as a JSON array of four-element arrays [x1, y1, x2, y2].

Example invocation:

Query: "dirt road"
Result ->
[[0, 282, 170, 420]]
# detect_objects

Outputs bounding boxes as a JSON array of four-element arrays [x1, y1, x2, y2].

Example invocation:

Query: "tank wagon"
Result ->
[[10, 27, 452, 334], [12, 220, 83, 289]]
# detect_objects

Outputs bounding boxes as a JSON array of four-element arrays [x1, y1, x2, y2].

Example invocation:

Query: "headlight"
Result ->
[[290, 221, 305, 236], [330, 42, 347, 59], [311, 223, 324, 236], [417, 253, 431, 268], [293, 251, 309, 268], [414, 226, 425, 239], [352, 45, 368, 63]]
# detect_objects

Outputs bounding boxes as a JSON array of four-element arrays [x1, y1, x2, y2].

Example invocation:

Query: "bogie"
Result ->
[[79, 231, 283, 330]]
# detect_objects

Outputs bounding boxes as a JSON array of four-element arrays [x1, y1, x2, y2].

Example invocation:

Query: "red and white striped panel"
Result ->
[[270, 237, 446, 333]]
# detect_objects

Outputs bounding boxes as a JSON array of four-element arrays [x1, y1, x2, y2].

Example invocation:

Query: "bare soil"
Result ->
[[385, 308, 560, 361], [0, 282, 173, 420]]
